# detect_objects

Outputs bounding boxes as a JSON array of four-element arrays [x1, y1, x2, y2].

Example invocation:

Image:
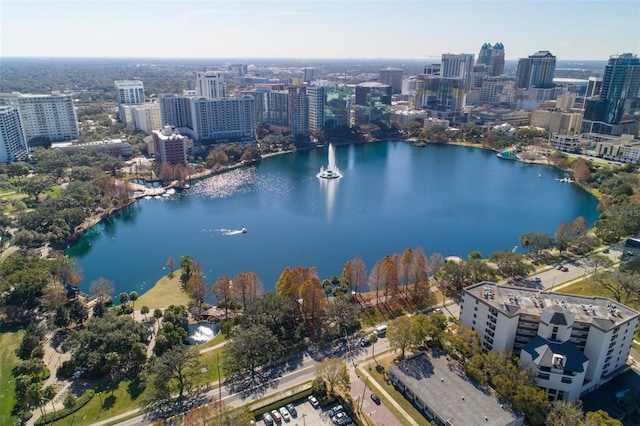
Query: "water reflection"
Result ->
[[319, 177, 339, 222]]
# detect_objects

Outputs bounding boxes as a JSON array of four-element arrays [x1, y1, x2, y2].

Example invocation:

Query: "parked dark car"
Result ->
[[371, 393, 381, 404], [286, 403, 297, 418]]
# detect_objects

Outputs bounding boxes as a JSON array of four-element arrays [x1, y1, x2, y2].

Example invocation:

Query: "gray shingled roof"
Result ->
[[522, 336, 588, 373]]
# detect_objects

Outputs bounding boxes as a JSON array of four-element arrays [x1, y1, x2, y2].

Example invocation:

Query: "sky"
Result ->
[[1, 0, 638, 61]]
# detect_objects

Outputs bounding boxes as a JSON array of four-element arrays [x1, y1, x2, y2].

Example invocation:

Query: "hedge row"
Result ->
[[34, 389, 95, 426]]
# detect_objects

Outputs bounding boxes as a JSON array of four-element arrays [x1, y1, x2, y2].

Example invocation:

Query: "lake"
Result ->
[[66, 142, 600, 300]]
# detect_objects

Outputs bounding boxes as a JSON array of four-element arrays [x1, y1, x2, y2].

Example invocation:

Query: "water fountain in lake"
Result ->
[[317, 143, 342, 179]]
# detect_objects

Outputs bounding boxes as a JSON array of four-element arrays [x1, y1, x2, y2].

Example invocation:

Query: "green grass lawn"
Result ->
[[49, 377, 147, 426], [0, 327, 23, 425], [136, 269, 191, 310]]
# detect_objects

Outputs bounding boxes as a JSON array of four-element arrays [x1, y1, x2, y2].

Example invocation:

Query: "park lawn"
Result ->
[[196, 331, 226, 351], [0, 327, 23, 425], [49, 377, 148, 426], [135, 269, 191, 310], [359, 354, 426, 426], [196, 345, 226, 388]]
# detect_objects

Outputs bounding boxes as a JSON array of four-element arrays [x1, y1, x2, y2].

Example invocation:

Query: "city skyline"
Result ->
[[1, 0, 638, 61]]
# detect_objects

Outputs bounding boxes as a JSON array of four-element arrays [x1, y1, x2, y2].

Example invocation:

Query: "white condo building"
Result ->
[[196, 71, 227, 99], [129, 103, 162, 134], [0, 92, 79, 143], [0, 106, 29, 162], [190, 96, 255, 142], [115, 80, 146, 125], [460, 282, 640, 402]]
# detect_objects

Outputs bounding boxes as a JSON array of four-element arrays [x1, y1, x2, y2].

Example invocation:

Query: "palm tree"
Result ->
[[129, 291, 138, 313], [43, 385, 56, 419], [141, 305, 150, 321], [118, 292, 129, 314]]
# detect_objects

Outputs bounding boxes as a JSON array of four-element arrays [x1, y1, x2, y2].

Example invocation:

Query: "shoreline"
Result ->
[[58, 138, 598, 255]]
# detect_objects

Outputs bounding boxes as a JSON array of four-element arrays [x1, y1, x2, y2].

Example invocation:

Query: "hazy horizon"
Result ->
[[2, 1, 637, 61]]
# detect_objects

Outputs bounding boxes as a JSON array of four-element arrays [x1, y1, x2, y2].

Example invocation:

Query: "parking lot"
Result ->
[[255, 398, 352, 426]]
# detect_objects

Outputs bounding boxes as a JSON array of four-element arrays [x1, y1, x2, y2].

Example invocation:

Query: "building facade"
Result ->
[[130, 103, 162, 134], [251, 87, 289, 127], [307, 86, 324, 134], [287, 85, 309, 137], [515, 51, 557, 89], [477, 42, 505, 77], [459, 282, 640, 401], [583, 53, 640, 136], [191, 95, 256, 142], [0, 92, 79, 143], [441, 53, 475, 92], [354, 82, 392, 126], [530, 109, 583, 135], [379, 68, 404, 95], [115, 80, 146, 125], [159, 94, 194, 134], [196, 71, 227, 99], [0, 106, 28, 162], [152, 125, 187, 166]]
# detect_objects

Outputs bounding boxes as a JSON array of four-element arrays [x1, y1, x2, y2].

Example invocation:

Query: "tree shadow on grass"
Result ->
[[127, 376, 146, 400]]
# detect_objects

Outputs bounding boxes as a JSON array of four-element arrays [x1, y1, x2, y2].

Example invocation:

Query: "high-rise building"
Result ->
[[477, 42, 505, 77], [441, 54, 475, 92], [515, 51, 556, 89], [190, 96, 256, 142], [287, 85, 309, 137], [152, 125, 187, 166], [251, 87, 289, 127], [196, 71, 227, 99], [0, 92, 79, 143], [585, 77, 603, 98], [115, 80, 146, 125], [0, 106, 28, 162], [414, 76, 465, 118], [379, 68, 404, 95], [130, 103, 162, 134], [460, 281, 640, 402], [354, 82, 392, 125], [307, 86, 324, 133], [583, 53, 640, 135], [159, 94, 193, 133]]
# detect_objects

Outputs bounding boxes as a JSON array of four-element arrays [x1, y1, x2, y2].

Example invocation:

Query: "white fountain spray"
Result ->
[[317, 143, 342, 179]]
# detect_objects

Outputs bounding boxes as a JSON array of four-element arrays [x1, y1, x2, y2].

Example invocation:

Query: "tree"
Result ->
[[233, 271, 263, 309], [118, 292, 129, 313], [180, 255, 195, 284], [546, 400, 585, 426], [591, 270, 640, 305], [571, 158, 592, 184], [298, 277, 327, 326], [140, 305, 150, 321], [368, 333, 379, 362], [584, 410, 623, 426], [212, 276, 235, 320], [381, 254, 399, 301], [129, 291, 138, 312], [222, 324, 282, 381], [165, 256, 175, 275], [149, 344, 207, 405], [21, 176, 51, 201], [242, 292, 299, 345], [89, 277, 114, 304], [387, 316, 414, 359], [519, 232, 554, 255], [411, 313, 448, 349], [587, 253, 614, 273], [489, 250, 534, 281], [314, 358, 350, 397], [186, 273, 208, 307], [368, 259, 384, 305], [349, 254, 367, 294], [324, 296, 360, 339], [400, 248, 414, 298]]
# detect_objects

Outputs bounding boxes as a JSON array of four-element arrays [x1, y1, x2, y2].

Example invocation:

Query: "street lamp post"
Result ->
[[216, 353, 222, 403]]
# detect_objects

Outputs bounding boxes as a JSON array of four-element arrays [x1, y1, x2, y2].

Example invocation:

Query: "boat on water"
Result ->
[[497, 146, 518, 160], [241, 228, 248, 233]]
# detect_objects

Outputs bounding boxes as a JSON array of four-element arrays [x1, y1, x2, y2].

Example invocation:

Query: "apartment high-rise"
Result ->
[[251, 86, 289, 127], [0, 92, 79, 143], [287, 85, 309, 137], [190, 96, 256, 142], [379, 68, 404, 95], [477, 42, 505, 77], [515, 51, 556, 89], [196, 71, 227, 99], [0, 106, 28, 162], [159, 94, 193, 133], [130, 103, 162, 134], [583, 53, 640, 135], [460, 282, 640, 402], [115, 80, 146, 125], [307, 86, 325, 134]]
